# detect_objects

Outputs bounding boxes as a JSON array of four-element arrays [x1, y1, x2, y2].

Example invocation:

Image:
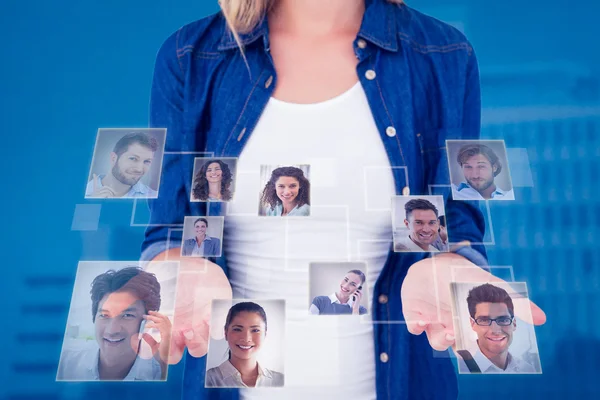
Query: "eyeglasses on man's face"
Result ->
[[471, 316, 514, 326]]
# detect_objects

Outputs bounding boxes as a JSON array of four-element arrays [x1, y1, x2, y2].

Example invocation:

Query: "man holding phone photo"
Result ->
[[309, 270, 367, 315], [57, 267, 172, 381]]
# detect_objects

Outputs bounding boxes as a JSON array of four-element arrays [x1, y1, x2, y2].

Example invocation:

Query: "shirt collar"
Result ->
[[218, 0, 400, 52], [87, 349, 101, 379], [88, 349, 148, 380], [472, 343, 515, 372], [97, 174, 150, 196], [456, 181, 508, 197], [328, 293, 353, 307], [405, 235, 436, 252], [218, 360, 272, 381], [129, 181, 150, 195], [196, 236, 212, 243]]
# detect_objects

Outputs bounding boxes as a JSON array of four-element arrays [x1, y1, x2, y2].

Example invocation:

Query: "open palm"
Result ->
[[401, 253, 546, 351]]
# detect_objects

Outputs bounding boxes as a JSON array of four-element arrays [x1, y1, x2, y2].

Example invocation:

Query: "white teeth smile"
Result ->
[[237, 345, 253, 350], [104, 338, 124, 343], [487, 337, 506, 342]]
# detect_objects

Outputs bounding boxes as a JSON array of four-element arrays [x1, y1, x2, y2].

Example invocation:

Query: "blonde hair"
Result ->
[[219, 0, 404, 48]]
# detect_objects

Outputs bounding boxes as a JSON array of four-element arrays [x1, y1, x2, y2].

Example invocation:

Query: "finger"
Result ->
[[144, 314, 166, 323], [148, 310, 168, 317], [425, 322, 455, 351], [93, 174, 98, 192], [169, 329, 185, 365], [142, 333, 161, 357], [100, 186, 117, 196], [404, 310, 429, 335], [510, 298, 546, 325], [95, 187, 115, 198], [186, 318, 211, 358], [144, 321, 156, 329]]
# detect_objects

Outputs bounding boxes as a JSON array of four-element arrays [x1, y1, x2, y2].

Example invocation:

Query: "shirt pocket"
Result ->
[[416, 127, 464, 186]]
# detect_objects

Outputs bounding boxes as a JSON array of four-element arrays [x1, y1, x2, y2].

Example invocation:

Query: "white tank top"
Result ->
[[223, 82, 395, 399]]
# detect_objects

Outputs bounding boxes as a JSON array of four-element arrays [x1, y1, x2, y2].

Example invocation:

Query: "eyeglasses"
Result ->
[[471, 316, 514, 326]]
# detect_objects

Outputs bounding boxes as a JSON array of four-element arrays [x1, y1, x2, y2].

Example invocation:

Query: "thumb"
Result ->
[[92, 174, 98, 191], [528, 300, 546, 325]]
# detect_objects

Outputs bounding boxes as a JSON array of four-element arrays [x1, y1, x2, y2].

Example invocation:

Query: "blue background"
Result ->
[[1, 0, 599, 399]]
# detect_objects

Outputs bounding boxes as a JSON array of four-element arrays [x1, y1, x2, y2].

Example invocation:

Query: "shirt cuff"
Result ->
[[453, 246, 488, 268]]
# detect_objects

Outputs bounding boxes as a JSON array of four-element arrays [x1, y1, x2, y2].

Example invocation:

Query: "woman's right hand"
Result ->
[[148, 247, 232, 364]]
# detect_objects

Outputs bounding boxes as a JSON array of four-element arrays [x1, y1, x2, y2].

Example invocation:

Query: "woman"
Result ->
[[309, 269, 367, 315], [181, 218, 221, 257], [260, 166, 310, 216], [144, 0, 491, 398], [206, 302, 284, 388], [192, 159, 234, 201]]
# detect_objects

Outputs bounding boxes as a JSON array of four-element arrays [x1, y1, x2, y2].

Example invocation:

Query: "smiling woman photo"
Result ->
[[310, 269, 367, 315], [192, 159, 234, 201], [259, 166, 310, 216], [181, 217, 222, 257], [205, 302, 284, 388]]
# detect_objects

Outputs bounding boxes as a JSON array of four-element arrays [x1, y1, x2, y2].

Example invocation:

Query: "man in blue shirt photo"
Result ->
[[86, 132, 159, 199], [451, 143, 515, 201]]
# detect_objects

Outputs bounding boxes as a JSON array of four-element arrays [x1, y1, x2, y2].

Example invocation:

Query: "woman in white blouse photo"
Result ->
[[206, 302, 284, 388]]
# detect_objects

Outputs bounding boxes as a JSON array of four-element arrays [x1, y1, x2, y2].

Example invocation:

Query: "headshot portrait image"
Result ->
[[447, 140, 515, 201], [85, 128, 166, 199], [56, 261, 179, 381], [190, 157, 238, 202], [180, 216, 224, 258], [259, 165, 311, 217], [450, 282, 542, 374], [309, 262, 369, 316], [392, 195, 449, 253], [205, 299, 285, 388]]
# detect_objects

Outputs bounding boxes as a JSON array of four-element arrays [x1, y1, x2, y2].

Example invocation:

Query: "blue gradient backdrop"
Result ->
[[2, 1, 598, 399]]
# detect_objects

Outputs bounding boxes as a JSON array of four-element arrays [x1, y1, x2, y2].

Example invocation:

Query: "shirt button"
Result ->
[[378, 294, 388, 304], [386, 126, 396, 137], [365, 69, 376, 80], [402, 186, 410, 196], [357, 39, 367, 49], [237, 127, 247, 142], [265, 75, 274, 89], [380, 352, 389, 363]]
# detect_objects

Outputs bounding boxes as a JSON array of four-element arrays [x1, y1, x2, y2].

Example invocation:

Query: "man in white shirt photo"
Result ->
[[394, 199, 448, 253], [458, 283, 535, 374], [56, 267, 170, 381]]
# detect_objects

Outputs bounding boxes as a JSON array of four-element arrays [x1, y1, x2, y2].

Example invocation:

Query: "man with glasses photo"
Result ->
[[457, 283, 535, 373]]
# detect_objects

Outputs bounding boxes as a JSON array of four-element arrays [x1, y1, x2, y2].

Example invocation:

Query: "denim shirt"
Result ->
[[143, 1, 488, 399]]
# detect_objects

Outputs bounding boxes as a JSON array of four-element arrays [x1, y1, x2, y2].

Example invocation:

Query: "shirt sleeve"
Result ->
[[213, 237, 222, 256], [309, 297, 321, 315], [439, 44, 488, 267], [141, 29, 206, 262]]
